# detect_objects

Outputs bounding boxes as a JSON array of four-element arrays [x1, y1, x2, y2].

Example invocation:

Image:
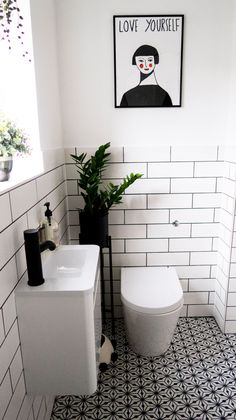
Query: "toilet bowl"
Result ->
[[121, 267, 183, 356]]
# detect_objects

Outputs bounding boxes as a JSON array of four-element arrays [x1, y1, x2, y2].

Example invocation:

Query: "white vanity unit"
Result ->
[[15, 245, 101, 396]]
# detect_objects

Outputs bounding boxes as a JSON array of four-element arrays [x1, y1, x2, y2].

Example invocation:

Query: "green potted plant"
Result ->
[[0, 116, 30, 181], [71, 142, 142, 247]]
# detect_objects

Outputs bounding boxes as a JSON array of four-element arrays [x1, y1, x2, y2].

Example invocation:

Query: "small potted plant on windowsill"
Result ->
[[71, 142, 142, 247], [0, 116, 30, 181]]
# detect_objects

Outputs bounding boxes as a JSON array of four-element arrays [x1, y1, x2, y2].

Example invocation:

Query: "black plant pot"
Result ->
[[79, 211, 109, 248]]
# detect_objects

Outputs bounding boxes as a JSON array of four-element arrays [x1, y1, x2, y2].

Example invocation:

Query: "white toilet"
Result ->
[[121, 266, 183, 356]]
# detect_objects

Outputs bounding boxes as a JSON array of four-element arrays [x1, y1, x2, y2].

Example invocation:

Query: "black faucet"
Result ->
[[24, 228, 56, 286]]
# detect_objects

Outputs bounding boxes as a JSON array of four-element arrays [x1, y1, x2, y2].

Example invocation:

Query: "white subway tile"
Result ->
[[68, 210, 79, 226], [148, 162, 193, 178], [0, 371, 12, 419], [180, 305, 187, 317], [109, 210, 124, 225], [214, 292, 226, 318], [111, 253, 146, 267], [109, 224, 146, 239], [2, 293, 17, 334], [194, 162, 223, 177], [147, 252, 189, 266], [193, 193, 221, 208], [47, 182, 67, 212], [110, 239, 124, 253], [229, 278, 236, 292], [227, 292, 236, 306], [148, 194, 192, 209], [126, 239, 168, 253], [127, 178, 170, 194], [209, 292, 215, 304], [15, 246, 27, 280], [230, 264, 236, 277], [67, 195, 84, 211], [172, 265, 210, 279], [33, 396, 44, 419], [36, 166, 64, 200], [37, 399, 46, 420], [171, 178, 216, 193], [214, 307, 225, 332], [188, 304, 214, 317], [189, 278, 215, 291], [124, 146, 170, 162], [225, 321, 236, 334], [180, 279, 188, 291], [116, 195, 147, 210], [214, 209, 221, 222], [10, 347, 23, 390], [191, 223, 219, 237], [0, 193, 12, 232], [0, 310, 4, 346], [67, 180, 78, 195], [226, 307, 236, 320], [170, 209, 214, 223], [184, 291, 208, 304], [170, 238, 212, 252], [3, 373, 25, 420], [10, 180, 37, 221], [125, 209, 168, 224], [0, 321, 19, 383], [190, 252, 218, 265], [217, 178, 235, 197], [11, 214, 28, 253], [221, 195, 235, 214], [104, 163, 146, 179], [0, 258, 18, 308], [231, 247, 236, 263], [171, 146, 218, 161], [65, 163, 78, 179], [148, 224, 191, 238], [219, 209, 234, 231], [17, 395, 34, 420]]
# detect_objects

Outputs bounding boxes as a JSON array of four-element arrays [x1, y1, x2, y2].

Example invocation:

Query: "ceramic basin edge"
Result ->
[[16, 245, 100, 295]]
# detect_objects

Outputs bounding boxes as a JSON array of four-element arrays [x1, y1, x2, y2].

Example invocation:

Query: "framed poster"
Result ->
[[113, 15, 184, 108]]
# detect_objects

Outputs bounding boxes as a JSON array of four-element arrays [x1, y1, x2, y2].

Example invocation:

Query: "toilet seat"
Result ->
[[121, 267, 183, 315]]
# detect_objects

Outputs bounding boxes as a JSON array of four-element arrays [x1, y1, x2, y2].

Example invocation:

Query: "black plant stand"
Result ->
[[99, 236, 116, 341], [79, 234, 116, 341]]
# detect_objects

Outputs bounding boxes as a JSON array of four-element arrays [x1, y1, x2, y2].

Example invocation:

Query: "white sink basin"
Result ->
[[17, 244, 100, 294]]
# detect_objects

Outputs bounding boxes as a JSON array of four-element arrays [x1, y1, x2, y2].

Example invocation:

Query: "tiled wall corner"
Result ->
[[215, 146, 236, 333], [0, 153, 69, 420]]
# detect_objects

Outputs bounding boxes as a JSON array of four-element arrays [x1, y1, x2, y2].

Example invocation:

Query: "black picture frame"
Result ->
[[113, 15, 184, 108]]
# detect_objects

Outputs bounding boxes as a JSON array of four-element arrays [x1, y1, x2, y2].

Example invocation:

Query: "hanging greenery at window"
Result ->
[[0, 0, 30, 60]]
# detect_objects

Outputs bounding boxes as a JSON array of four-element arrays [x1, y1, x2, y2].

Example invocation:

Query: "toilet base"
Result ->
[[123, 305, 182, 357]]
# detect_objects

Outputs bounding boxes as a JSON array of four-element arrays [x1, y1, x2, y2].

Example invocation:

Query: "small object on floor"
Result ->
[[99, 334, 118, 372]]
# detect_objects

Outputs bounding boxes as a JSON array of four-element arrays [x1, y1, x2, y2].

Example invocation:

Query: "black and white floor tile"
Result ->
[[51, 317, 236, 419]]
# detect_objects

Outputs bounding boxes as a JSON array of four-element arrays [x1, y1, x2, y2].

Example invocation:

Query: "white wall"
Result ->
[[56, 0, 236, 147], [30, 0, 63, 150]]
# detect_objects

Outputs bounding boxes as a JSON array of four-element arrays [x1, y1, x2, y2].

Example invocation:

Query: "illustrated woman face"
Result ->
[[135, 55, 155, 75]]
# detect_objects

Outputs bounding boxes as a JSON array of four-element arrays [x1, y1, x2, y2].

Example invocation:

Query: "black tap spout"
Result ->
[[24, 229, 56, 287], [40, 240, 56, 253]]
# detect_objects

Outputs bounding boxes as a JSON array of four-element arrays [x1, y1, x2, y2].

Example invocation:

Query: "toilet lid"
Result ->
[[121, 267, 183, 315]]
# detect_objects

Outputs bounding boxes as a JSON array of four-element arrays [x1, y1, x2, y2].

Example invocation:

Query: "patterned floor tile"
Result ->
[[51, 317, 236, 420]]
